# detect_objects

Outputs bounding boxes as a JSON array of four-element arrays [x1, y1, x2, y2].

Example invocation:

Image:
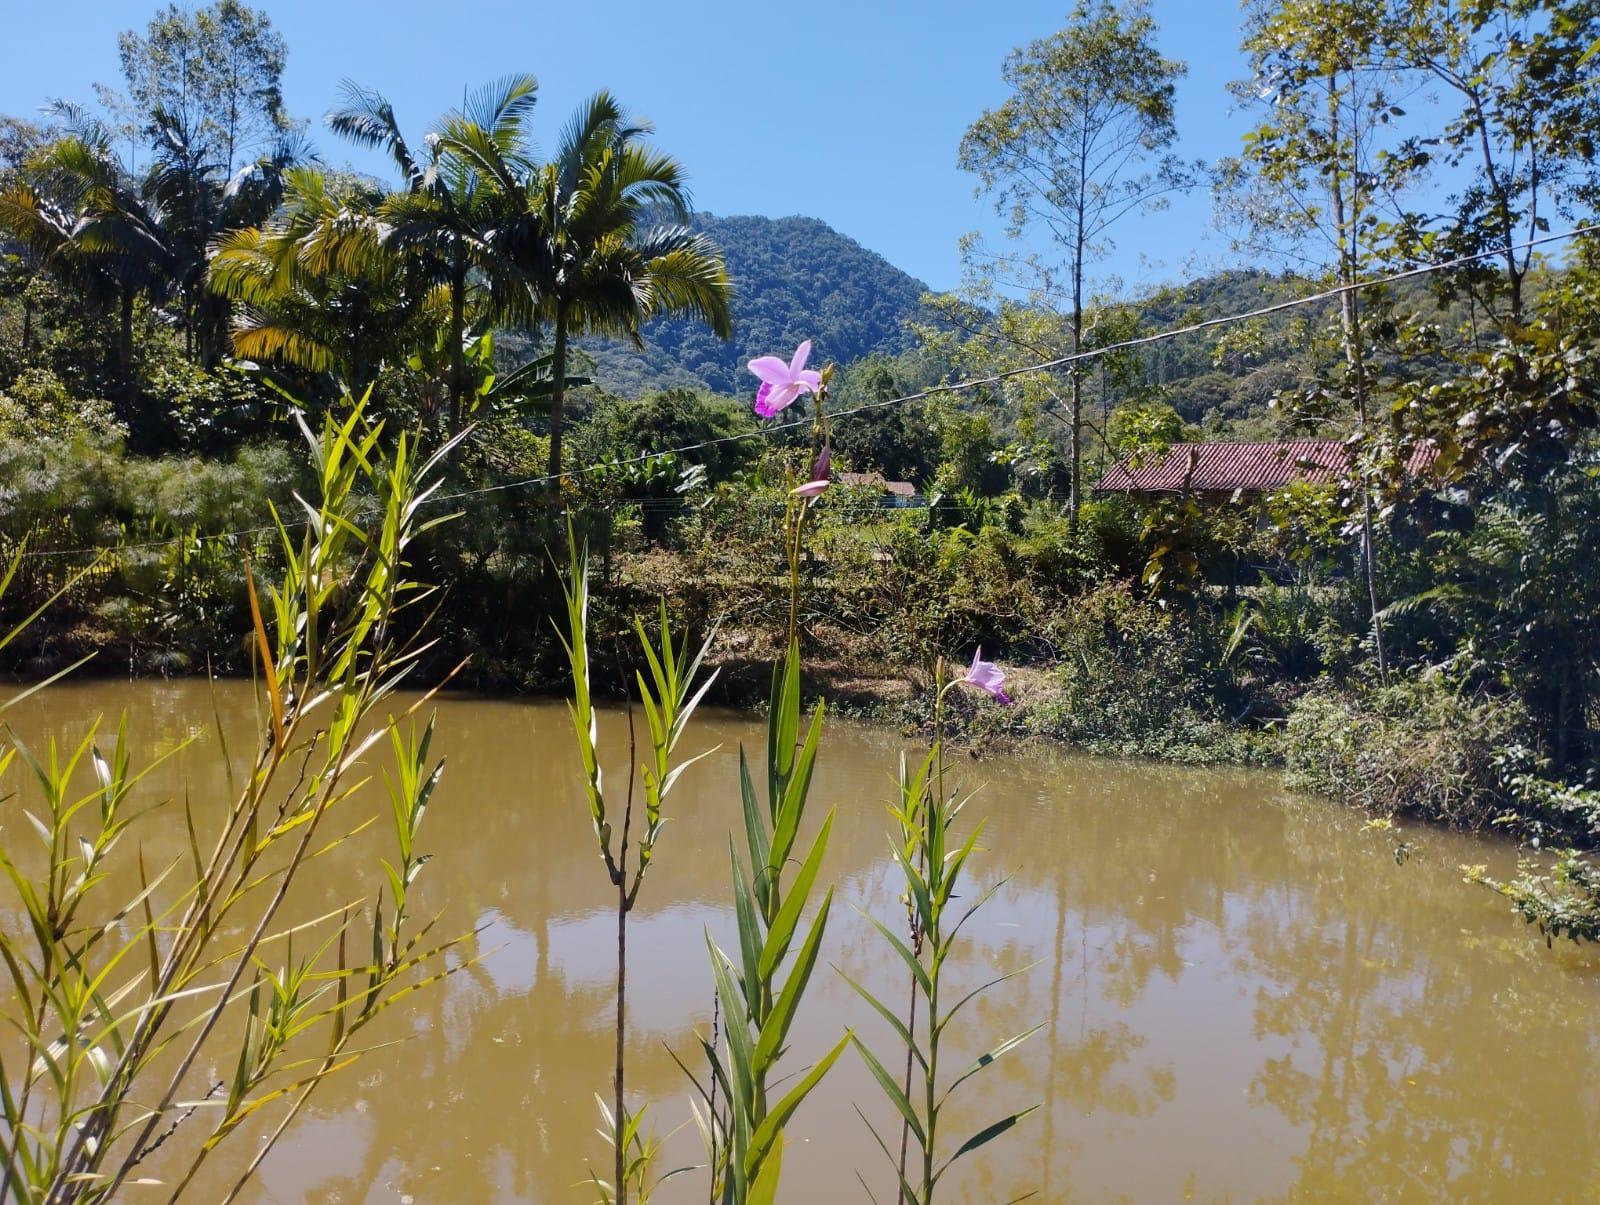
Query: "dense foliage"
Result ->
[[571, 212, 929, 396], [2, 0, 1600, 956]]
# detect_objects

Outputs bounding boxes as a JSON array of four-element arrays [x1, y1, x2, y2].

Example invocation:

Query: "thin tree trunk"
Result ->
[[1326, 68, 1388, 683], [119, 288, 138, 418], [613, 695, 637, 1205], [448, 254, 468, 435], [1465, 81, 1523, 324], [547, 304, 570, 520], [21, 296, 32, 355], [1068, 252, 1084, 534], [615, 876, 628, 1205]]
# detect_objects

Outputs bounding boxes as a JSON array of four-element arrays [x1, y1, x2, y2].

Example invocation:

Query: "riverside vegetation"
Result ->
[[1, 10, 1599, 1193]]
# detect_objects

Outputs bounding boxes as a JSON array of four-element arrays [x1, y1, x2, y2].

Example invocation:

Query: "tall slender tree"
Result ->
[[114, 0, 290, 174], [1222, 0, 1425, 681], [509, 93, 732, 493], [959, 0, 1191, 528], [328, 74, 539, 433]]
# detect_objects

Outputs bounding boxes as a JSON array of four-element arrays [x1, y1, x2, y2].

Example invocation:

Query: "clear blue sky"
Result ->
[[0, 1, 1254, 293]]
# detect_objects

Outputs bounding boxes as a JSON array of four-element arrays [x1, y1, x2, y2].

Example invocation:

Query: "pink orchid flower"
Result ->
[[961, 648, 1012, 705], [792, 445, 832, 498], [749, 340, 822, 418]]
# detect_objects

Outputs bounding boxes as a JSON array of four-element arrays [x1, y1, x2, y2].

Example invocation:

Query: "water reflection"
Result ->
[[4, 681, 1599, 1202]]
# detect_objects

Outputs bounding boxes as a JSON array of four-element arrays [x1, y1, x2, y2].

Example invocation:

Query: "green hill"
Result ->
[[579, 212, 929, 396]]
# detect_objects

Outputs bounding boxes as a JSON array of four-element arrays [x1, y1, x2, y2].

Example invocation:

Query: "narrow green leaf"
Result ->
[[853, 908, 931, 999], [941, 1024, 1044, 1102], [849, 1034, 924, 1149], [747, 1132, 783, 1205], [749, 1032, 849, 1166], [753, 888, 833, 1075], [836, 966, 926, 1073], [758, 810, 834, 981], [933, 1106, 1040, 1185]]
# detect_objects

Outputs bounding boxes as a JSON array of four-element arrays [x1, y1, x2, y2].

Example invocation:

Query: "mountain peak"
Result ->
[[585, 211, 928, 396]]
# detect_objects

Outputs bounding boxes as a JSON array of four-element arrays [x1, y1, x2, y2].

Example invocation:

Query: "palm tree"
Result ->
[[145, 110, 309, 366], [327, 74, 538, 432], [0, 103, 305, 441], [209, 167, 442, 387], [0, 108, 175, 421], [512, 92, 733, 489]]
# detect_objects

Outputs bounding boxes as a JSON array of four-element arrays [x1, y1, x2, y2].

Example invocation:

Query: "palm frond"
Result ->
[[639, 234, 733, 337], [556, 91, 625, 196], [229, 308, 340, 372], [328, 81, 422, 186], [615, 146, 691, 220], [456, 73, 540, 147], [432, 117, 533, 198]]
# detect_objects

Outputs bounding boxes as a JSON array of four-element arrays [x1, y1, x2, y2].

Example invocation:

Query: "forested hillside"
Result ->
[[577, 212, 929, 395]]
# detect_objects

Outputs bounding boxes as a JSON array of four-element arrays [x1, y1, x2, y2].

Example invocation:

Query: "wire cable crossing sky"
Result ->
[[17, 221, 1592, 563]]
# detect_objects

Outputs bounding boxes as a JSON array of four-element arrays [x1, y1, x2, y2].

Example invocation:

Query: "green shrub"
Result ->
[[1285, 676, 1530, 826], [1467, 850, 1600, 946], [139, 335, 276, 453], [0, 437, 301, 673], [1022, 582, 1264, 763], [0, 366, 124, 442]]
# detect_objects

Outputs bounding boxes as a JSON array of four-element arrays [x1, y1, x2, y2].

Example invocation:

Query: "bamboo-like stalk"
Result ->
[[846, 662, 1039, 1204], [0, 399, 473, 1205], [559, 533, 719, 1205], [615, 693, 637, 1205], [697, 366, 848, 1203]]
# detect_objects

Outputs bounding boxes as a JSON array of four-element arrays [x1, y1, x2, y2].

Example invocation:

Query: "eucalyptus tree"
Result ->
[[113, 0, 291, 174], [511, 92, 732, 490], [1388, 0, 1600, 326], [328, 74, 539, 432], [959, 0, 1192, 527], [1221, 0, 1424, 681]]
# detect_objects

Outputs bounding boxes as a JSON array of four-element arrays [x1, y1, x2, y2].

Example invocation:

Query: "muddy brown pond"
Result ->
[[7, 679, 1600, 1202]]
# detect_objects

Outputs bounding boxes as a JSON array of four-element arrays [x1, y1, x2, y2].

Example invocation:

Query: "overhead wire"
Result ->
[[12, 220, 1597, 563]]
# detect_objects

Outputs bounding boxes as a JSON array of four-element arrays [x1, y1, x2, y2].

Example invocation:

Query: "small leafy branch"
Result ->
[[1466, 850, 1600, 946], [0, 395, 472, 1203], [586, 1093, 694, 1205]]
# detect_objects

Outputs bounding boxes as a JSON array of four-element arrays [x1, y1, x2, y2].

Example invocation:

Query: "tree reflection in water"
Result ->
[[4, 683, 1599, 1202]]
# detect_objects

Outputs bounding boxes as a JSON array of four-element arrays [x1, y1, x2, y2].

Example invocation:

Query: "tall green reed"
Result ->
[[559, 533, 718, 1205], [686, 368, 847, 1205], [845, 659, 1039, 1204], [690, 639, 847, 1204], [0, 394, 471, 1203]]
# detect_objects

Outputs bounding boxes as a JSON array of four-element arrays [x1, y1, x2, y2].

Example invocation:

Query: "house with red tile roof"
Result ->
[[838, 471, 920, 504], [1095, 439, 1437, 496]]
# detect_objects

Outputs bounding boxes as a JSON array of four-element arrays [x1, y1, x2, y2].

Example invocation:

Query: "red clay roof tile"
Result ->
[[1095, 439, 1437, 494]]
